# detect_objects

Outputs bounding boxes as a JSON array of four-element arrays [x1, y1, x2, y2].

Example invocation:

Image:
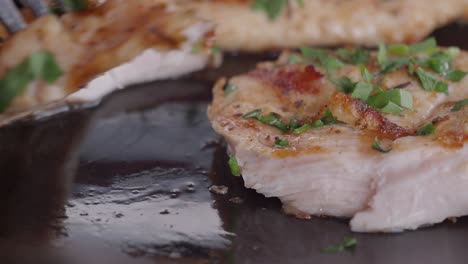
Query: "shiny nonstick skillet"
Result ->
[[0, 6, 468, 263]]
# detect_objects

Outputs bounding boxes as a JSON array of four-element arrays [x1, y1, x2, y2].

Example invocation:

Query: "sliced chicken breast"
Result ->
[[208, 43, 468, 232], [186, 0, 467, 51], [0, 0, 214, 117]]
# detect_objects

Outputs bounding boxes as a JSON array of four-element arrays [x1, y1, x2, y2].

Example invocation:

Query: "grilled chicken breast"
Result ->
[[186, 0, 467, 51], [208, 43, 468, 232], [0, 0, 214, 116]]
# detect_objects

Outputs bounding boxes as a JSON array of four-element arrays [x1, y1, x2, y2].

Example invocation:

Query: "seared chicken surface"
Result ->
[[208, 41, 468, 232], [186, 0, 467, 51], [0, 0, 213, 114]]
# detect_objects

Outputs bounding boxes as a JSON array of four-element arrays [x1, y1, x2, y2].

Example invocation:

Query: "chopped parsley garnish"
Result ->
[[300, 47, 344, 75], [366, 88, 413, 114], [257, 113, 289, 132], [335, 76, 356, 94], [293, 120, 323, 134], [252, 0, 287, 20], [292, 39, 464, 119], [372, 137, 392, 153], [243, 109, 261, 119], [292, 108, 337, 134], [243, 108, 336, 134], [252, 0, 305, 20], [416, 122, 436, 136], [360, 65, 373, 83], [422, 50, 467, 82], [320, 108, 338, 125], [322, 237, 357, 253], [445, 70, 467, 82], [408, 37, 437, 55], [243, 109, 289, 132], [228, 155, 241, 177], [0, 51, 63, 112], [379, 57, 410, 75], [377, 42, 388, 67], [388, 38, 437, 56], [289, 118, 299, 129], [300, 47, 328, 61], [323, 57, 344, 75], [451, 99, 468, 112], [351, 82, 373, 101], [274, 137, 290, 148], [224, 82, 238, 95], [335, 72, 412, 114], [416, 68, 449, 94], [388, 44, 409, 55], [337, 48, 370, 65], [62, 0, 88, 11]]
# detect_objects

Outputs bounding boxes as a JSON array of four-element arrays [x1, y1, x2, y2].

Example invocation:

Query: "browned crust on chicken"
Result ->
[[328, 92, 412, 139]]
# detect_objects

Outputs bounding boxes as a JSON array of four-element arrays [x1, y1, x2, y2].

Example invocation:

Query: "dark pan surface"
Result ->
[[0, 23, 467, 264]]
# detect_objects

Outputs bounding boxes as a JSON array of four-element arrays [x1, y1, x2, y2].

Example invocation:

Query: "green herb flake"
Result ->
[[300, 47, 328, 61], [445, 70, 467, 82], [300, 47, 344, 75], [379, 101, 403, 114], [379, 57, 410, 74], [321, 108, 338, 125], [408, 63, 415, 75], [0, 51, 63, 112], [389, 89, 413, 109], [252, 0, 287, 20], [451, 99, 468, 112], [337, 47, 370, 65], [335, 76, 356, 94], [377, 43, 388, 67], [62, 0, 88, 11], [408, 37, 437, 55], [258, 113, 289, 132], [243, 109, 261, 119], [351, 82, 373, 101], [323, 57, 344, 75], [360, 65, 373, 83], [366, 89, 413, 114], [243, 109, 289, 132], [388, 44, 409, 55], [289, 118, 299, 129], [416, 68, 449, 94], [416, 123, 436, 136], [446, 47, 460, 60], [293, 120, 324, 134], [372, 137, 392, 153], [274, 137, 290, 148], [322, 237, 358, 253], [228, 155, 241, 177], [224, 82, 238, 95]]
